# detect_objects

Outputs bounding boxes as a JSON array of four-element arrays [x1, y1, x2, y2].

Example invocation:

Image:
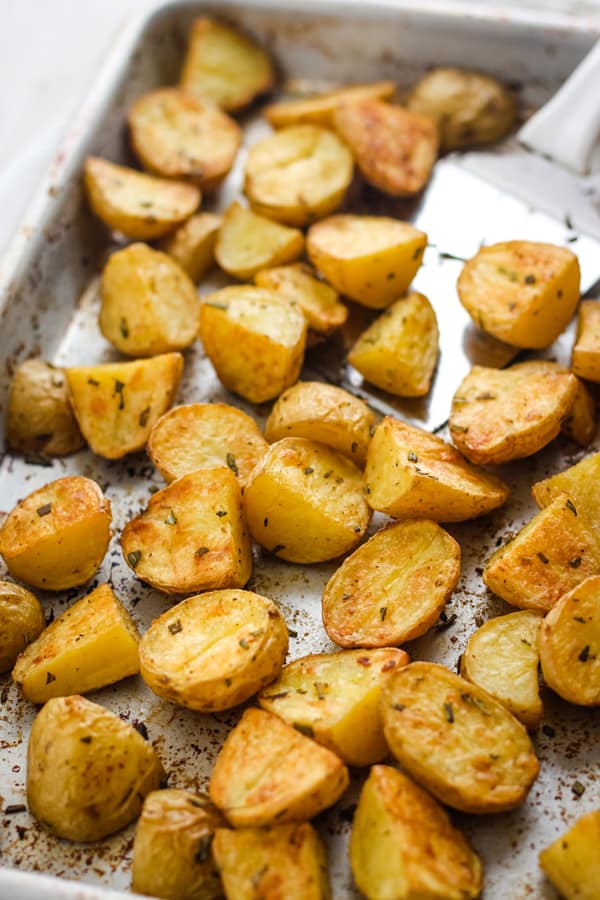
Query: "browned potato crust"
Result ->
[[539, 809, 600, 900], [0, 582, 45, 674], [215, 202, 304, 280], [254, 263, 347, 335], [571, 298, 600, 382], [265, 81, 396, 129], [563, 377, 597, 447], [158, 212, 222, 282], [532, 451, 600, 533]]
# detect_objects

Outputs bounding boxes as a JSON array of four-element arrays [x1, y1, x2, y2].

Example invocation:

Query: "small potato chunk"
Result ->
[[129, 88, 241, 190], [532, 451, 600, 533], [0, 582, 45, 674], [483, 493, 600, 613], [199, 286, 307, 404], [148, 402, 268, 487], [333, 100, 438, 196], [6, 359, 84, 457], [100, 243, 199, 356], [66, 352, 183, 459], [457, 241, 581, 349], [307, 215, 427, 309], [158, 212, 222, 282], [539, 809, 600, 900], [365, 417, 510, 521], [209, 707, 349, 826], [265, 81, 396, 129], [244, 437, 371, 564], [538, 575, 600, 706], [259, 648, 408, 766], [406, 67, 516, 151], [348, 292, 439, 397], [449, 362, 577, 465], [180, 17, 275, 112], [121, 468, 252, 594], [84, 156, 200, 240], [350, 766, 483, 900], [0, 476, 111, 591], [460, 611, 543, 729], [322, 520, 460, 648], [572, 299, 600, 381], [215, 202, 304, 280], [132, 790, 224, 900], [255, 263, 347, 335], [12, 584, 139, 703], [381, 661, 539, 813], [563, 377, 597, 447], [139, 589, 287, 712], [213, 823, 331, 900], [27, 695, 164, 841], [264, 381, 375, 466]]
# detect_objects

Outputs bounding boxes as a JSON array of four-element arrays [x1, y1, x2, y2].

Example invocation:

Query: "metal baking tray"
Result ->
[[1, 1, 600, 897]]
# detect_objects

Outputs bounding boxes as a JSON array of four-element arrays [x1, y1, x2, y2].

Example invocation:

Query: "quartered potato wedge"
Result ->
[[265, 81, 396, 128], [572, 298, 600, 381], [322, 520, 460, 647], [532, 451, 600, 533], [215, 202, 304, 279], [158, 211, 222, 282], [255, 263, 348, 335], [0, 582, 45, 675], [381, 662, 539, 814], [539, 809, 600, 900], [563, 377, 597, 447]]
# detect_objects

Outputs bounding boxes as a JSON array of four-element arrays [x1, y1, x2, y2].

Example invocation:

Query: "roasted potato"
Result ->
[[265, 81, 396, 128], [307, 214, 427, 309], [449, 362, 577, 465], [0, 476, 111, 591], [259, 648, 408, 766], [483, 492, 600, 613], [348, 291, 439, 397], [12, 583, 139, 703], [0, 582, 45, 674], [121, 468, 252, 594], [27, 694, 164, 841], [158, 212, 222, 282], [571, 299, 600, 381], [365, 417, 510, 521], [254, 263, 347, 335], [350, 766, 483, 900], [132, 790, 224, 900], [264, 381, 375, 466], [322, 520, 460, 648], [244, 437, 371, 564], [66, 352, 183, 459], [563, 377, 597, 447], [457, 241, 580, 349], [215, 202, 304, 280], [209, 707, 349, 826], [539, 809, 600, 900], [381, 662, 539, 813], [84, 156, 200, 240], [6, 359, 84, 457], [532, 451, 600, 533], [99, 243, 199, 356]]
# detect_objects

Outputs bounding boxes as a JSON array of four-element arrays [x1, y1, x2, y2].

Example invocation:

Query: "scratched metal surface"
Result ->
[[0, 2, 599, 898]]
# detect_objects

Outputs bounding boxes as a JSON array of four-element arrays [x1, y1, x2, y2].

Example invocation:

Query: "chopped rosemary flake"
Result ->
[[293, 722, 314, 738], [461, 692, 490, 716], [46, 672, 56, 684], [573, 616, 586, 623], [288, 627, 298, 638], [380, 606, 387, 621], [476, 392, 496, 401], [450, 424, 469, 433], [272, 544, 286, 554], [566, 499, 578, 516], [569, 556, 582, 568], [36, 503, 52, 517], [351, 441, 358, 454], [369, 424, 376, 437], [537, 552, 549, 564], [216, 509, 227, 517], [4, 804, 26, 815], [524, 274, 537, 284], [407, 451, 418, 462], [114, 379, 125, 410], [303, 467, 314, 475], [226, 452, 238, 475], [439, 250, 467, 262], [165, 509, 178, 526], [263, 691, 289, 700], [579, 645, 591, 662], [542, 724, 555, 738], [435, 611, 457, 632], [196, 547, 209, 557], [120, 317, 129, 339], [204, 301, 229, 310], [139, 407, 150, 427], [168, 620, 183, 635], [443, 702, 454, 723], [195, 834, 213, 863], [357, 656, 371, 667], [392, 703, 405, 712], [127, 550, 142, 569], [239, 638, 250, 649], [80, 736, 93, 744], [572, 781, 585, 797], [314, 682, 327, 700], [87, 377, 100, 386], [133, 720, 149, 740]]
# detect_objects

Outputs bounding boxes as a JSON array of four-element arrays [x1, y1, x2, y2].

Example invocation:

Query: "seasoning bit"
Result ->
[[139, 407, 150, 427], [392, 703, 405, 712], [168, 620, 183, 635], [127, 550, 142, 569], [195, 547, 209, 557], [303, 467, 314, 475], [36, 503, 52, 517], [443, 702, 454, 723], [566, 499, 578, 516], [195, 833, 214, 863], [80, 736, 93, 744], [578, 645, 591, 662], [287, 627, 298, 638], [569, 557, 582, 568], [120, 317, 129, 339], [272, 544, 286, 554], [239, 638, 250, 649], [4, 804, 26, 815], [226, 452, 238, 476], [434, 611, 457, 632], [524, 274, 537, 285], [165, 509, 178, 526], [114, 379, 125, 410], [407, 451, 418, 463], [87, 377, 100, 386], [572, 781, 585, 797], [537, 552, 549, 564], [46, 672, 56, 684], [204, 301, 229, 310], [314, 682, 327, 700], [542, 724, 556, 738], [216, 509, 227, 518], [380, 606, 387, 621], [262, 691, 289, 700], [133, 720, 149, 740], [293, 722, 314, 738]]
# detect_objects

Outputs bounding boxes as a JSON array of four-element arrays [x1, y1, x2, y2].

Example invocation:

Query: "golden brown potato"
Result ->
[[449, 362, 577, 465], [0, 582, 45, 674], [158, 212, 222, 282], [483, 492, 600, 613], [563, 377, 597, 447], [99, 243, 199, 356], [307, 215, 427, 309], [209, 707, 349, 827], [0, 476, 111, 591], [259, 648, 408, 766], [264, 381, 375, 466], [244, 437, 371, 564], [199, 286, 307, 404], [322, 520, 460, 648], [539, 809, 600, 900], [121, 468, 252, 594], [84, 156, 200, 240], [572, 299, 600, 381], [6, 359, 84, 457], [132, 790, 224, 900], [66, 352, 183, 459], [350, 766, 483, 900], [265, 81, 396, 129], [381, 662, 539, 814], [215, 202, 304, 280], [457, 241, 580, 349], [365, 417, 510, 521], [12, 584, 139, 703], [532, 451, 600, 533], [347, 291, 439, 397], [254, 263, 347, 335], [180, 17, 275, 112]]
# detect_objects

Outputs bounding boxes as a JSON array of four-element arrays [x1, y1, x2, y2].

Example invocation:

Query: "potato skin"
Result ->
[[563, 377, 597, 447], [539, 809, 600, 900], [254, 263, 347, 335], [158, 212, 221, 282], [572, 299, 600, 382], [215, 202, 304, 280], [0, 582, 45, 674], [265, 81, 396, 129]]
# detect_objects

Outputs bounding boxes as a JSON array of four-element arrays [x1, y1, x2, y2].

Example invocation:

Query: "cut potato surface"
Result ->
[[158, 212, 222, 282], [265, 81, 396, 129], [532, 451, 600, 533], [322, 520, 460, 648], [209, 707, 349, 826], [0, 582, 45, 675], [255, 263, 347, 335], [381, 662, 539, 814], [571, 298, 600, 382], [350, 766, 483, 900], [216, 202, 304, 280], [539, 809, 600, 900]]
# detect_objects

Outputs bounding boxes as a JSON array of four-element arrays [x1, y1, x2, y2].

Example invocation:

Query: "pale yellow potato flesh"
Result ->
[[158, 212, 222, 282], [539, 809, 600, 900], [265, 81, 397, 129], [255, 263, 348, 334], [563, 377, 597, 447], [0, 582, 45, 674], [571, 298, 600, 382], [215, 202, 304, 279], [532, 451, 600, 533]]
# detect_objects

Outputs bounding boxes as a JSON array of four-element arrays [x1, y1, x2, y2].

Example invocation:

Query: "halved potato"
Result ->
[[563, 377, 597, 447], [307, 215, 427, 309], [255, 263, 347, 335], [381, 661, 539, 814], [322, 520, 460, 648], [84, 156, 200, 240], [12, 584, 139, 703], [0, 476, 111, 591], [215, 202, 304, 279], [158, 212, 222, 282], [121, 468, 252, 594], [350, 766, 483, 900], [265, 81, 396, 129], [348, 291, 439, 397], [244, 437, 371, 564], [539, 809, 600, 900], [532, 451, 600, 533], [0, 582, 45, 674], [66, 352, 183, 459], [572, 299, 600, 382], [209, 707, 349, 826]]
